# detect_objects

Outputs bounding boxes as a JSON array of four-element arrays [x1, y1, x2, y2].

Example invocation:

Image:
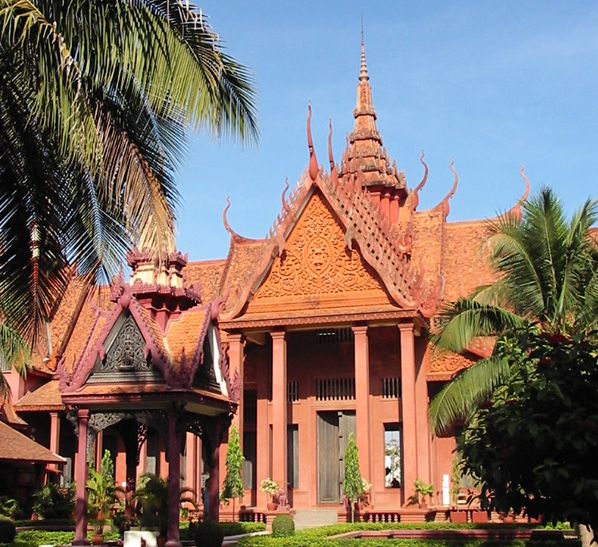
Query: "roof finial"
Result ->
[[360, 17, 369, 81]]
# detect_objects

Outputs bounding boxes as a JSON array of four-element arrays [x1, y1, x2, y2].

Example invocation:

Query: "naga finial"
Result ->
[[223, 195, 235, 236], [307, 101, 319, 181], [416, 150, 429, 192], [328, 119, 340, 187], [281, 178, 290, 213], [519, 164, 531, 203], [432, 160, 459, 220], [507, 164, 532, 221]]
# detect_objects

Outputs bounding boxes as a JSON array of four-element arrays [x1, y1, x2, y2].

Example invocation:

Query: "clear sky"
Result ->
[[175, 1, 598, 261]]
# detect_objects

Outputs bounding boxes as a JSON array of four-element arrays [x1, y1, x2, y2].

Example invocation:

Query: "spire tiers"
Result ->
[[340, 33, 406, 198]]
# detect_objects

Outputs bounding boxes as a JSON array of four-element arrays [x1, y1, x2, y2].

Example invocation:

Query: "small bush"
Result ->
[[271, 515, 294, 538], [194, 519, 224, 547], [0, 516, 16, 543], [32, 483, 75, 519]]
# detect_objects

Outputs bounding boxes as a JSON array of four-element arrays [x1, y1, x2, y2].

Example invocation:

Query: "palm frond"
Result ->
[[428, 355, 510, 435], [432, 299, 529, 353]]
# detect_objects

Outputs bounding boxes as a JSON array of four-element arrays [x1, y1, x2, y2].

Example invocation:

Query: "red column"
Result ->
[[165, 407, 182, 547], [228, 333, 245, 445], [73, 409, 90, 546], [399, 322, 417, 505], [49, 412, 61, 471], [256, 378, 270, 508], [208, 420, 222, 521], [415, 340, 431, 485], [270, 331, 287, 495], [352, 326, 371, 486]]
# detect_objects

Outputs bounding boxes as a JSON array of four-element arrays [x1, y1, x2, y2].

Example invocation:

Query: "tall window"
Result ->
[[287, 425, 299, 488], [384, 424, 401, 488]]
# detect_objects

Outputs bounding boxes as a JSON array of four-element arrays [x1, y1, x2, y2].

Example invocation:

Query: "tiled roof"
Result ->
[[184, 260, 226, 302], [0, 398, 28, 426], [164, 307, 211, 367], [15, 380, 64, 412], [442, 221, 496, 302], [0, 421, 65, 464]]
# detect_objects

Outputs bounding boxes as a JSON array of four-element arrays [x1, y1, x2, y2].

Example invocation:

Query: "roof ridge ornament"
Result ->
[[507, 165, 531, 222], [431, 161, 459, 220], [307, 101, 319, 181]]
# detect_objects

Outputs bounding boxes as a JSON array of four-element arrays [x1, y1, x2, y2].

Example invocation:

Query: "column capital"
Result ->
[[398, 321, 415, 333], [270, 330, 286, 341], [351, 325, 369, 336], [77, 408, 90, 420], [228, 332, 245, 343]]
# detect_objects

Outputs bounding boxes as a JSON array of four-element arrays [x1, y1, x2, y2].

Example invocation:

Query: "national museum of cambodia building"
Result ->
[[2, 44, 527, 522]]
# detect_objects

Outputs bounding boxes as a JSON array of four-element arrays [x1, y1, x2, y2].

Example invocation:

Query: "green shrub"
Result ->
[[32, 483, 75, 519], [194, 519, 224, 547], [219, 521, 266, 536], [271, 515, 294, 538], [0, 516, 16, 543]]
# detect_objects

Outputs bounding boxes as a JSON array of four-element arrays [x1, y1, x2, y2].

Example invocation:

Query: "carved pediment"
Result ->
[[89, 314, 162, 383], [245, 192, 396, 316]]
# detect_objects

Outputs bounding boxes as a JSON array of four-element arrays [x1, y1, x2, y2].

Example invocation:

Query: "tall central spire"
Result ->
[[340, 30, 406, 199], [359, 25, 369, 81]]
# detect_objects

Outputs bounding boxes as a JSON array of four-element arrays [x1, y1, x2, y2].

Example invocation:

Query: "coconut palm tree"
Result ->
[[429, 188, 598, 434], [0, 0, 257, 394]]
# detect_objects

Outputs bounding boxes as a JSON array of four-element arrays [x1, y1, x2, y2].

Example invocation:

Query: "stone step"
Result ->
[[293, 508, 338, 530]]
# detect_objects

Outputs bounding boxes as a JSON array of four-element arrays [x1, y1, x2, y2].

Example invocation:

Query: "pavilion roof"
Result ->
[[15, 380, 64, 412], [0, 421, 65, 464]]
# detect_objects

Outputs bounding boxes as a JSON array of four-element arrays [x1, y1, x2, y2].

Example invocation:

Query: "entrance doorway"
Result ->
[[317, 410, 355, 503]]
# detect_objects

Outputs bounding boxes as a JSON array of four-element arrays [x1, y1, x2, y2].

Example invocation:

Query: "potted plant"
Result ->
[[86, 451, 125, 545], [260, 478, 279, 511], [342, 433, 365, 523], [408, 479, 434, 509]]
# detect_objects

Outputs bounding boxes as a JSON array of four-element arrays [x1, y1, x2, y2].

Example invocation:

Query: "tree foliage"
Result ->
[[0, 0, 257, 394], [458, 331, 598, 537], [430, 189, 598, 433], [343, 432, 364, 523], [221, 426, 244, 520]]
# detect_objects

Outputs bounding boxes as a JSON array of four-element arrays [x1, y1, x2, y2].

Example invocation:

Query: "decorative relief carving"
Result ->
[[429, 350, 475, 375], [93, 316, 155, 377], [254, 193, 385, 299]]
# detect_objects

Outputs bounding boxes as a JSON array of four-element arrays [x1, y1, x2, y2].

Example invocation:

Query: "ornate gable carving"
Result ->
[[89, 314, 161, 383], [245, 192, 395, 315]]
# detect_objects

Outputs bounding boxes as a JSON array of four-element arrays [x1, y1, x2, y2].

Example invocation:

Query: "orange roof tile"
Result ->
[[0, 421, 65, 464], [15, 380, 64, 412], [442, 220, 497, 302], [165, 307, 210, 366]]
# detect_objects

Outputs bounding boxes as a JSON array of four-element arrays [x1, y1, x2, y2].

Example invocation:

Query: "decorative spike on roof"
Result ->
[[506, 165, 532, 222]]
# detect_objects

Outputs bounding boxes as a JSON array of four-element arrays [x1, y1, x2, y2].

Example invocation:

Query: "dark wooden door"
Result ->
[[317, 411, 356, 503]]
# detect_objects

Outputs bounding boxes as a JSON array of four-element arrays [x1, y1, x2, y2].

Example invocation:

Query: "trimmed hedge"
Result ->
[[219, 522, 266, 536], [0, 517, 16, 544], [239, 538, 580, 547], [271, 515, 295, 538], [194, 519, 224, 547]]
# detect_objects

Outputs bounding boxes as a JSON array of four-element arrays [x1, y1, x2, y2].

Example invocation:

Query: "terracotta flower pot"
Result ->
[[91, 533, 104, 545], [266, 502, 278, 511]]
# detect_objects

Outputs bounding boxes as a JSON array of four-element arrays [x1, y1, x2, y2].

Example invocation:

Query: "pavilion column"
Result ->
[[399, 322, 417, 505], [208, 419, 222, 521], [270, 330, 287, 495], [49, 412, 61, 471], [73, 409, 90, 546], [228, 333, 245, 444], [352, 326, 371, 487], [94, 430, 103, 471], [382, 191, 391, 220], [415, 341, 431, 485], [256, 374, 270, 508], [165, 406, 182, 547]]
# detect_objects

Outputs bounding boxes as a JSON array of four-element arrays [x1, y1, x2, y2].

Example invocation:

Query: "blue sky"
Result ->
[[175, 1, 598, 261]]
